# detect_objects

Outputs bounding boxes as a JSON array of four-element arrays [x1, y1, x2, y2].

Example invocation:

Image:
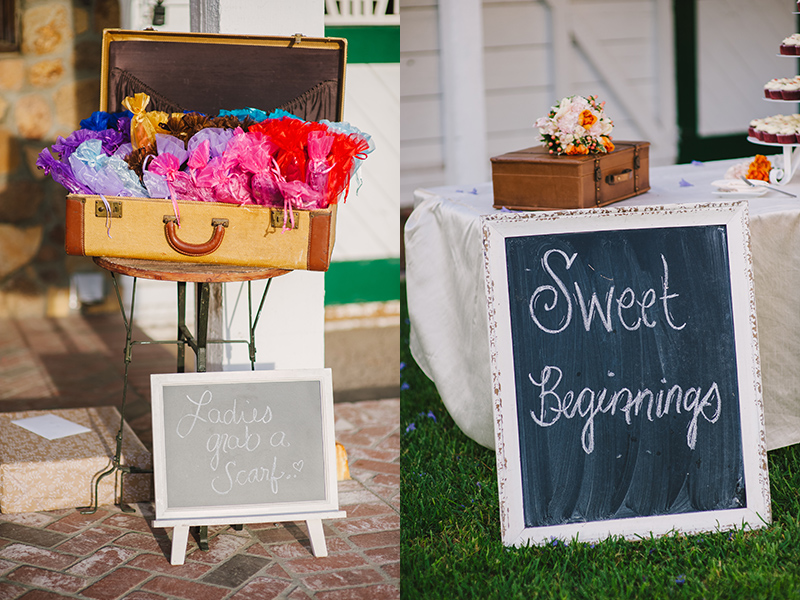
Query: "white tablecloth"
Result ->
[[405, 157, 800, 451]]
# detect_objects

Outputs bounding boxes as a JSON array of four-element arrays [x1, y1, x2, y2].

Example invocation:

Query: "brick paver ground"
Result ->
[[0, 313, 399, 599]]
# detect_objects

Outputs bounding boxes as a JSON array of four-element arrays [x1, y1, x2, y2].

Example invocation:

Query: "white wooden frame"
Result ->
[[481, 201, 771, 547], [150, 369, 344, 564]]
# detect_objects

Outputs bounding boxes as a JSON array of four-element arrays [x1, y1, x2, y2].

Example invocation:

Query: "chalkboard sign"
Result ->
[[150, 369, 343, 564], [481, 202, 771, 546]]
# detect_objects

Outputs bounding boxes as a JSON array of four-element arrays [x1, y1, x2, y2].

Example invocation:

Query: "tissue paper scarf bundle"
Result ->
[[37, 93, 374, 227]]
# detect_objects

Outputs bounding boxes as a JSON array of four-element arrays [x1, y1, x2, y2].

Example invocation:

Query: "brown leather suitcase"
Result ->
[[490, 141, 650, 211], [64, 29, 347, 271]]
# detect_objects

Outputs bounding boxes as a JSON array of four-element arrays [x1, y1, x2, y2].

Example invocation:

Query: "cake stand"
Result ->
[[747, 137, 800, 185]]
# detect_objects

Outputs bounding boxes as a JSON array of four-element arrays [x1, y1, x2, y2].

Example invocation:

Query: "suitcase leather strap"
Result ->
[[594, 157, 602, 206], [595, 142, 641, 206], [164, 216, 229, 256]]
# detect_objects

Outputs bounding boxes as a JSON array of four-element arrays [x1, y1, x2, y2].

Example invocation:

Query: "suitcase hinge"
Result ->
[[633, 146, 640, 192]]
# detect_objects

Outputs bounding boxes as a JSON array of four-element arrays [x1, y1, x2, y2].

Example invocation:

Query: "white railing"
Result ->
[[324, 0, 399, 25]]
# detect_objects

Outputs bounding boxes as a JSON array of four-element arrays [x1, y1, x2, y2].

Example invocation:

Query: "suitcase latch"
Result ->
[[606, 169, 632, 185], [95, 200, 122, 218], [271, 210, 299, 230]]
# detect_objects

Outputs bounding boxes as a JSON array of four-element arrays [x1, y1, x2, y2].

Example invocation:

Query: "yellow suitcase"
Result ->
[[64, 29, 347, 271]]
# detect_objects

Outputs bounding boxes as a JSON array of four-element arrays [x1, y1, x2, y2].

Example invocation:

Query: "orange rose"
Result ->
[[601, 136, 615, 152], [579, 109, 597, 129], [566, 144, 589, 155], [746, 154, 771, 182]]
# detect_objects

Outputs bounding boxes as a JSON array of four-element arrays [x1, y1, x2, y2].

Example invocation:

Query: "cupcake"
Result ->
[[762, 124, 779, 143], [781, 34, 800, 55], [783, 80, 800, 100], [750, 118, 765, 140], [765, 78, 784, 98], [764, 78, 781, 98], [777, 129, 797, 144]]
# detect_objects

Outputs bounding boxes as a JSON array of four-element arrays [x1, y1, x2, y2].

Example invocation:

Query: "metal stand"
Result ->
[[82, 275, 275, 518]]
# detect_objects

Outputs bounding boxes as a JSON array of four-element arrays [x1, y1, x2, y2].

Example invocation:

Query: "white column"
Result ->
[[190, 0, 326, 371], [438, 0, 488, 186]]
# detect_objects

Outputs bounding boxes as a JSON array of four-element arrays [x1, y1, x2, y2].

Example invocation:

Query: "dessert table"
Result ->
[[405, 157, 800, 451]]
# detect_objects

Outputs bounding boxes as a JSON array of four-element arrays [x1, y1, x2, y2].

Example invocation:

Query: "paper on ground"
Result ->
[[11, 414, 92, 440]]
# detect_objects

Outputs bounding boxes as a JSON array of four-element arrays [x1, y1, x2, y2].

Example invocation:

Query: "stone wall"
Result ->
[[0, 0, 119, 317]]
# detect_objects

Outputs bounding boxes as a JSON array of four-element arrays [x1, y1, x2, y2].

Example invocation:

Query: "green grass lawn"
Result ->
[[400, 283, 800, 599]]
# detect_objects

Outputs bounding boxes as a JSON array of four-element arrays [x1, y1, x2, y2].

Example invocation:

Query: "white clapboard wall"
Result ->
[[401, 0, 791, 207], [697, 0, 797, 138], [333, 62, 400, 262], [401, 0, 677, 205]]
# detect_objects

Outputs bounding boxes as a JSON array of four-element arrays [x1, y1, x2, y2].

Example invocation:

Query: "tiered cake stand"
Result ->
[[748, 50, 800, 185]]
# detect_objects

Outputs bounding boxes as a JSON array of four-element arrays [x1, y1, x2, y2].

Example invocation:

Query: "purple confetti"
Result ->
[[691, 160, 704, 166], [400, 362, 406, 371], [679, 178, 694, 187]]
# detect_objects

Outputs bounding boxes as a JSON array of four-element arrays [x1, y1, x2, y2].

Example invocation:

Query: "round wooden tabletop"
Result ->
[[93, 257, 291, 283]]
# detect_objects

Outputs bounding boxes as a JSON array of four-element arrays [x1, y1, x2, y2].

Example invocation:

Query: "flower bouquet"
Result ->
[[534, 95, 615, 156]]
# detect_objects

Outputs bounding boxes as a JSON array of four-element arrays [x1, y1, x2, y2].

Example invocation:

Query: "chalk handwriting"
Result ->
[[173, 389, 301, 498], [176, 390, 273, 439], [527, 366, 721, 454], [212, 455, 285, 495], [206, 427, 261, 471], [529, 250, 686, 334]]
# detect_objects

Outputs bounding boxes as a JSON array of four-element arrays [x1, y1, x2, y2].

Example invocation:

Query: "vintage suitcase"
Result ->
[[64, 29, 348, 271], [490, 141, 650, 211]]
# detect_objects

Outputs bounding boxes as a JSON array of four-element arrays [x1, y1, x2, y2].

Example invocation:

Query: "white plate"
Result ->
[[711, 179, 769, 198]]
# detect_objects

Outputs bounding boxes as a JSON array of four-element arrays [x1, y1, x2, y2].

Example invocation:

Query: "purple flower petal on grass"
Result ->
[[400, 362, 406, 371], [426, 410, 437, 422], [405, 423, 416, 433], [676, 575, 686, 586], [679, 178, 694, 187], [401, 382, 410, 391]]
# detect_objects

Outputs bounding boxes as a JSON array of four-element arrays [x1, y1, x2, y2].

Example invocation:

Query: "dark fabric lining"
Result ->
[[111, 68, 187, 114], [276, 80, 338, 122]]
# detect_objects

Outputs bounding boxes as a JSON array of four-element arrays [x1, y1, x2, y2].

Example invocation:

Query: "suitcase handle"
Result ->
[[605, 169, 632, 185], [163, 216, 229, 256]]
